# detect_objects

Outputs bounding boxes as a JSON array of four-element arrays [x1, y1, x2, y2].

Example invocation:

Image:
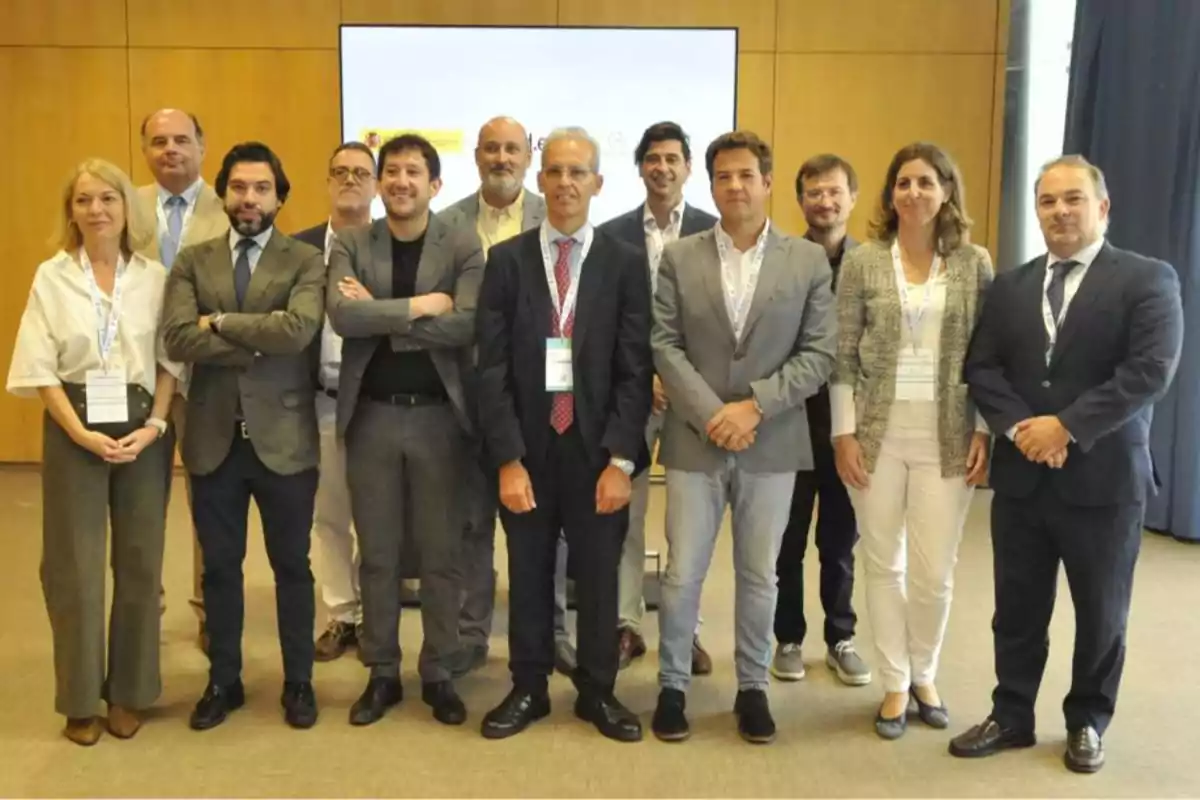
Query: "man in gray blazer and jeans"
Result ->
[[650, 132, 837, 744], [327, 134, 484, 728]]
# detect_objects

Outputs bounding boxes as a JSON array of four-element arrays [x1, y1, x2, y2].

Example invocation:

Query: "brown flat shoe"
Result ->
[[691, 636, 713, 676], [106, 705, 141, 739], [63, 717, 103, 746]]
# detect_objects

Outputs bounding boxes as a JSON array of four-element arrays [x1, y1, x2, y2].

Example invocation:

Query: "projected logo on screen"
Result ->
[[359, 129, 464, 154]]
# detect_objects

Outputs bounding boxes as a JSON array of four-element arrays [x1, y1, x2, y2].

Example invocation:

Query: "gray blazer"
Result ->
[[652, 227, 838, 473], [832, 239, 994, 477], [437, 189, 546, 233], [325, 215, 484, 438], [162, 231, 326, 476]]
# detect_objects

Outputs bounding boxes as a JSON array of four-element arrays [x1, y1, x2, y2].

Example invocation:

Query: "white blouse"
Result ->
[[7, 250, 182, 399]]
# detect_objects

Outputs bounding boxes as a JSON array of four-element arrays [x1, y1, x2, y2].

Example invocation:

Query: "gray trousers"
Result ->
[[42, 388, 167, 718], [346, 401, 467, 683], [460, 456, 571, 647]]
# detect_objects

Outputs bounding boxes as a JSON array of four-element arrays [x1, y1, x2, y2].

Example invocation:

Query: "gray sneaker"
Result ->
[[826, 639, 872, 686], [769, 643, 806, 681]]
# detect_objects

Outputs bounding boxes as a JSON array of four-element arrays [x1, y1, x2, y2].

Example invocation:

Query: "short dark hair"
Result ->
[[377, 134, 441, 181], [634, 122, 692, 165], [705, 131, 773, 182], [796, 154, 859, 198], [214, 141, 291, 203], [139, 110, 205, 144], [329, 141, 377, 169]]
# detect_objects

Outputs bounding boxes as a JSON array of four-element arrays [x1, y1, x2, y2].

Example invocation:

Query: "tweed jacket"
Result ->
[[831, 239, 993, 477]]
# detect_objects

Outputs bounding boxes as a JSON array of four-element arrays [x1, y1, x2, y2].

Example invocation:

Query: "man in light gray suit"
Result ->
[[437, 116, 577, 678], [650, 132, 837, 745], [327, 134, 483, 728]]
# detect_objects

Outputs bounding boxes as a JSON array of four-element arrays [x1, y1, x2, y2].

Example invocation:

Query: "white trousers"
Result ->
[[312, 393, 361, 624], [847, 423, 973, 694]]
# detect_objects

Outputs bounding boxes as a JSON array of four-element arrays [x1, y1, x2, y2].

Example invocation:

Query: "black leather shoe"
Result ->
[[949, 717, 1037, 758], [349, 677, 403, 726], [734, 689, 776, 744], [651, 688, 690, 742], [282, 681, 318, 729], [189, 681, 245, 731], [481, 688, 550, 739], [1064, 726, 1104, 773], [574, 692, 642, 742], [422, 681, 467, 726], [910, 687, 950, 729]]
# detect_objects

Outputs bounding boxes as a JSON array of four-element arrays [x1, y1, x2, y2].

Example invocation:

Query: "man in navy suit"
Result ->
[[597, 122, 715, 673], [953, 156, 1183, 773]]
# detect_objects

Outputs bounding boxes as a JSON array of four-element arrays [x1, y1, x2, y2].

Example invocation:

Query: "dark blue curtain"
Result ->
[[1062, 0, 1200, 541]]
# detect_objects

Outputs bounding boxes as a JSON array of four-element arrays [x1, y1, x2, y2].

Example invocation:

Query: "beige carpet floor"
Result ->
[[0, 467, 1197, 798]]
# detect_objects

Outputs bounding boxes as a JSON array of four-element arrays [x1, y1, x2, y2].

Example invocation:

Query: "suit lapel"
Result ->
[[1051, 245, 1114, 366], [627, 207, 648, 256], [738, 233, 783, 343], [211, 238, 238, 312], [369, 220, 393, 299], [571, 232, 607, 352], [681, 205, 714, 237], [699, 232, 737, 346], [1021, 256, 1051, 359], [242, 231, 286, 310], [416, 216, 447, 295], [523, 233, 553, 341]]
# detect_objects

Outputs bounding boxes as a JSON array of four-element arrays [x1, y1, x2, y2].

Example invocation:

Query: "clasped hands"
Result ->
[[705, 399, 762, 452], [1013, 415, 1070, 469]]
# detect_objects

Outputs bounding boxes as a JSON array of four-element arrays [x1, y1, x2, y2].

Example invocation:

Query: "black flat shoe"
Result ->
[[875, 707, 907, 740], [651, 688, 690, 742], [910, 687, 950, 729], [949, 717, 1037, 758]]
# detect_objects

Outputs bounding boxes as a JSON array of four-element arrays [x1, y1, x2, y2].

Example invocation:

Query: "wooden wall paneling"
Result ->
[[126, 0, 339, 49], [0, 0, 126, 47], [735, 52, 775, 218], [127, 49, 342, 233], [776, 0, 999, 54], [996, 0, 1012, 53], [341, 0, 558, 25], [771, 53, 996, 243], [557, 0, 776, 53], [0, 47, 132, 462]]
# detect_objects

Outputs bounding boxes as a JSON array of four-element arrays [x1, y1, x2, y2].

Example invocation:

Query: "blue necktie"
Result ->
[[1047, 259, 1080, 324], [161, 195, 186, 269], [234, 239, 254, 309]]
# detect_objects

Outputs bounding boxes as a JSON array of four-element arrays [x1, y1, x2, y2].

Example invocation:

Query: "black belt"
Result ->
[[363, 391, 447, 407]]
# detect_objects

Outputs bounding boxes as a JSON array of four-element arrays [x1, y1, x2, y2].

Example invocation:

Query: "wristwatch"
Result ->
[[609, 457, 635, 476], [145, 417, 168, 439], [210, 312, 225, 332]]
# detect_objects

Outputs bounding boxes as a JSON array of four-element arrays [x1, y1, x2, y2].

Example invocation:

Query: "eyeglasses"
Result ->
[[331, 166, 374, 183]]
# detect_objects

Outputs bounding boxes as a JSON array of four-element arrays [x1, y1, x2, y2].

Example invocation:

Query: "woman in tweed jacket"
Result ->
[[830, 142, 993, 740]]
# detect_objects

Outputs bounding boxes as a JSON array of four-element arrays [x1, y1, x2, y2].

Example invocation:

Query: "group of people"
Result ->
[[7, 107, 1182, 776]]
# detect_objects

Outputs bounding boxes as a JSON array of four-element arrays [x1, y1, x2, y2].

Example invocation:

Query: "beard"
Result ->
[[227, 206, 278, 237], [482, 170, 520, 200]]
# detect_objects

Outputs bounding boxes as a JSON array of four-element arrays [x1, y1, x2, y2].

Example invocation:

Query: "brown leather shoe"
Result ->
[[617, 628, 647, 670], [315, 620, 358, 662], [691, 636, 713, 676], [63, 717, 103, 746], [106, 705, 141, 739]]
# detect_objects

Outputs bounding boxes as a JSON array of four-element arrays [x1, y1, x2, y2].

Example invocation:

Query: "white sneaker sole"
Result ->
[[769, 662, 806, 681], [825, 652, 872, 686]]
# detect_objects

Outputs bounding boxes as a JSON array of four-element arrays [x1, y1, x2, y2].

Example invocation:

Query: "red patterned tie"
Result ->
[[550, 237, 575, 434]]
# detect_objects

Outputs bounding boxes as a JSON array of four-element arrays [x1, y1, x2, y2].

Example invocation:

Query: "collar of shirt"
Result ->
[[156, 178, 204, 211], [229, 226, 274, 266], [545, 221, 592, 281], [642, 199, 685, 233], [715, 217, 771, 257], [323, 219, 336, 265], [1046, 235, 1105, 272], [479, 188, 524, 222]]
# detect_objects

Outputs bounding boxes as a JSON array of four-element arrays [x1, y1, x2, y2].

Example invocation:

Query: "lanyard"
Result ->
[[540, 222, 594, 334], [714, 220, 770, 339], [1041, 262, 1075, 365], [891, 241, 942, 353], [79, 248, 127, 367]]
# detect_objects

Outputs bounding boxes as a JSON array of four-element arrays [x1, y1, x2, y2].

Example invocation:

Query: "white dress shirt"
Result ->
[[644, 199, 685, 292], [319, 222, 343, 391], [228, 225, 273, 272], [714, 219, 770, 340], [7, 250, 183, 398]]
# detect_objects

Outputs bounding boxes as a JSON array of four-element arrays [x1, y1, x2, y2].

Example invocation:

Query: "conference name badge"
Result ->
[[895, 348, 936, 402], [85, 368, 129, 424], [545, 338, 573, 392]]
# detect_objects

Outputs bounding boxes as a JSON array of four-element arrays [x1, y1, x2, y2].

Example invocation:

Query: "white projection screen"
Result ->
[[339, 25, 738, 223]]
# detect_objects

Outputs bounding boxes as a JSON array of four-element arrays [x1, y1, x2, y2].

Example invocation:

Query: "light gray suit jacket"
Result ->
[[161, 231, 326, 476], [437, 189, 546, 234], [326, 215, 485, 438], [652, 226, 838, 473]]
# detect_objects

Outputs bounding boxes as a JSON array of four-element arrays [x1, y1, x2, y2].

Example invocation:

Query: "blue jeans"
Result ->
[[658, 459, 794, 692]]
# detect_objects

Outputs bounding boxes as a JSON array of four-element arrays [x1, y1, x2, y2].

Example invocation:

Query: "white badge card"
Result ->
[[895, 348, 936, 402], [545, 338, 573, 392], [85, 368, 129, 424]]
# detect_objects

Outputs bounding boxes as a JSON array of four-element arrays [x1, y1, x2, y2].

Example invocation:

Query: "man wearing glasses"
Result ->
[[293, 142, 377, 662]]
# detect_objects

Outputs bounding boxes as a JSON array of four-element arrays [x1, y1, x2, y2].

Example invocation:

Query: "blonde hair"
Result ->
[[52, 158, 153, 256]]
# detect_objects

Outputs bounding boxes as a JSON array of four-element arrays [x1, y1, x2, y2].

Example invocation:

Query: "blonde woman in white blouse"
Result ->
[[831, 143, 993, 740], [7, 159, 180, 746]]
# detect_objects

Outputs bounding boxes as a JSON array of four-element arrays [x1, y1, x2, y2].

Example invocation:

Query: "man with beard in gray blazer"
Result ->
[[650, 131, 836, 745], [327, 134, 484, 728], [439, 116, 578, 678]]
